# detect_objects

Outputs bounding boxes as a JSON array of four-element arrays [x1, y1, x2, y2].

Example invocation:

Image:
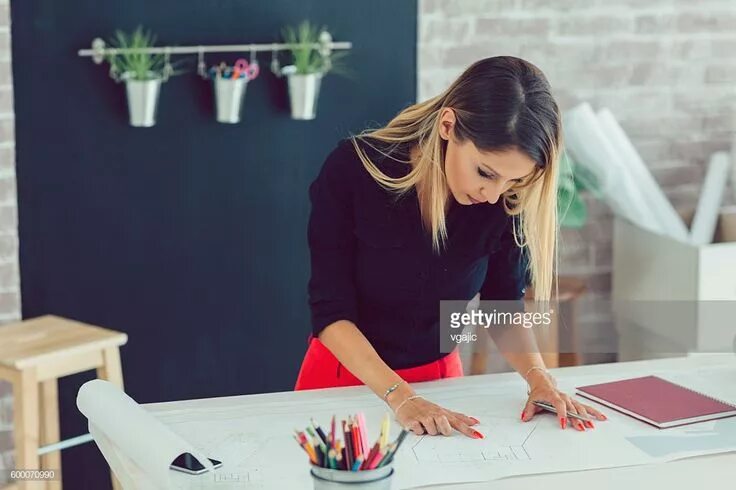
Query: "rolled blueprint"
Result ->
[[690, 152, 731, 246], [596, 108, 690, 243], [77, 379, 214, 489], [563, 103, 662, 236], [731, 135, 736, 203]]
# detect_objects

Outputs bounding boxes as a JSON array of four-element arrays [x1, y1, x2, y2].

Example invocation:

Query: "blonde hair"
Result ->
[[349, 57, 561, 302]]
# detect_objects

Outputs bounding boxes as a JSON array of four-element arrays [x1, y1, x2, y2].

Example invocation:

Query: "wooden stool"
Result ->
[[0, 315, 127, 490]]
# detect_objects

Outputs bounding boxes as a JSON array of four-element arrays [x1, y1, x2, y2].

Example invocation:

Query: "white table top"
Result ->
[[141, 353, 736, 489]]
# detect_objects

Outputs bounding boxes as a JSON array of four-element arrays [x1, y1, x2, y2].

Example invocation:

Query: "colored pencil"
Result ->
[[294, 435, 317, 464], [295, 413, 402, 470], [380, 413, 390, 449], [378, 429, 409, 467], [335, 445, 344, 470], [341, 446, 349, 470], [312, 437, 325, 466], [343, 419, 354, 469], [357, 412, 370, 457], [366, 448, 385, 470], [351, 455, 364, 471], [375, 442, 392, 467], [360, 442, 381, 470], [305, 426, 317, 440], [350, 417, 362, 460], [311, 417, 329, 446]]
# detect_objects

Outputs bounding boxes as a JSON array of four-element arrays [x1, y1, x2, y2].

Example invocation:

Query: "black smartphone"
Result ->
[[170, 453, 223, 475]]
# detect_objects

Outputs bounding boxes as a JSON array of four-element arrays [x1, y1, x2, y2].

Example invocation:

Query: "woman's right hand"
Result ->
[[389, 393, 485, 439]]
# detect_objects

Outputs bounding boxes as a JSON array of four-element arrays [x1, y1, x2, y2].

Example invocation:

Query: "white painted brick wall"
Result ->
[[0, 0, 21, 480], [418, 0, 736, 361]]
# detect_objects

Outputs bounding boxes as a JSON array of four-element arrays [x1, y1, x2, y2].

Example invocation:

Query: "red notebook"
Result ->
[[576, 375, 736, 429]]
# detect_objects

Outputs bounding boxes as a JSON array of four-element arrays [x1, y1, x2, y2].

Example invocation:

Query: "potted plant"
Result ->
[[558, 150, 600, 228], [274, 20, 350, 120], [106, 26, 184, 127]]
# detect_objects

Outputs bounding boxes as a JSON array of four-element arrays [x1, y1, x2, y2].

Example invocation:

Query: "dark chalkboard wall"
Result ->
[[10, 1, 416, 486]]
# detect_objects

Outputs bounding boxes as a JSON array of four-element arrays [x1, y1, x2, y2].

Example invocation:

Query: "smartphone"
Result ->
[[170, 453, 223, 475]]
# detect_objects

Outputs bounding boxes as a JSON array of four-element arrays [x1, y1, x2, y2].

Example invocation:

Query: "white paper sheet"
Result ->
[[76, 380, 215, 489], [136, 364, 736, 490]]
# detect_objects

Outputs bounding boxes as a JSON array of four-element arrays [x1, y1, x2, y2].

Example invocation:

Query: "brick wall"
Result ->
[[419, 0, 736, 363], [0, 0, 21, 478]]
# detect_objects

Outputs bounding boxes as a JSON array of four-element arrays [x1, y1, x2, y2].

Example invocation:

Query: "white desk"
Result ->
[[136, 354, 735, 489]]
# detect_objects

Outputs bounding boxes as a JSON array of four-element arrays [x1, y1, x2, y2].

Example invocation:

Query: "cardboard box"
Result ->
[[612, 207, 736, 361]]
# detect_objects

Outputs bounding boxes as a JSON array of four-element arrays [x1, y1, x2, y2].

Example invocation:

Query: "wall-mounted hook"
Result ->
[[249, 45, 259, 72], [270, 44, 281, 77], [197, 46, 207, 79], [162, 47, 172, 82], [318, 31, 333, 72], [108, 63, 121, 82], [318, 31, 333, 58], [91, 38, 107, 64]]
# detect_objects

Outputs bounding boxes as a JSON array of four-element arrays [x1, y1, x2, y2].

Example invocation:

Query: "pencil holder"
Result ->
[[310, 462, 394, 489], [213, 76, 248, 124]]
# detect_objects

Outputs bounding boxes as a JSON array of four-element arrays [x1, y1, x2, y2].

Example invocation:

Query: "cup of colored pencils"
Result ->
[[294, 412, 408, 488]]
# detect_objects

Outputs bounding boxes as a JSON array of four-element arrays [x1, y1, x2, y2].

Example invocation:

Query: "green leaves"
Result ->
[[281, 20, 351, 78], [281, 21, 324, 75], [106, 26, 187, 81], [557, 150, 598, 229], [106, 26, 162, 81]]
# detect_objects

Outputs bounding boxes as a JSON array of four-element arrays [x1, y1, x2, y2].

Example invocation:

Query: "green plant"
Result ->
[[557, 150, 600, 228], [106, 26, 186, 81], [280, 20, 352, 78]]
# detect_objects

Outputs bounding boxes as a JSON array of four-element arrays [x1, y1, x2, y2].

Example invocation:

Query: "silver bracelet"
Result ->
[[382, 380, 405, 402], [393, 395, 424, 417]]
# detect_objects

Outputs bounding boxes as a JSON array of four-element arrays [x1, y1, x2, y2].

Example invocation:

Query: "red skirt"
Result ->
[[294, 334, 464, 390]]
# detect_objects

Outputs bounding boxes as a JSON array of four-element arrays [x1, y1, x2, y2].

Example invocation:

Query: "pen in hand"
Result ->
[[532, 400, 593, 423]]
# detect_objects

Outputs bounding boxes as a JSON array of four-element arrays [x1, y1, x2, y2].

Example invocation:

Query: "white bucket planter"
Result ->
[[282, 66, 323, 120], [123, 75, 162, 127], [213, 76, 248, 124]]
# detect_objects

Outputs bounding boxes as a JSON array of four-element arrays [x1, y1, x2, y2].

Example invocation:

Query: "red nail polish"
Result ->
[[585, 421, 595, 429], [560, 418, 567, 429], [472, 429, 485, 439], [576, 421, 585, 431], [520, 411, 525, 421]]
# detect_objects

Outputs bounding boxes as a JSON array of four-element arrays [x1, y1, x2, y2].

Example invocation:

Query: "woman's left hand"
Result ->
[[521, 370, 607, 431]]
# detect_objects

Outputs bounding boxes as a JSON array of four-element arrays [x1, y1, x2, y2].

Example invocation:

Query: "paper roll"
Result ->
[[77, 379, 215, 489], [731, 136, 736, 203], [596, 108, 690, 243], [563, 103, 662, 235], [690, 152, 731, 246]]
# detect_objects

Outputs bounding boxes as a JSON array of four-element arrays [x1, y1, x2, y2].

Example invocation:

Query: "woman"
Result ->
[[294, 56, 606, 438]]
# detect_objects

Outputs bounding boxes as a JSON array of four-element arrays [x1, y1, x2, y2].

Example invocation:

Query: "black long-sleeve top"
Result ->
[[307, 137, 530, 369]]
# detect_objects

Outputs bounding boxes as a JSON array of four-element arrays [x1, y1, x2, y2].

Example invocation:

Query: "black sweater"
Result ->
[[307, 137, 530, 369]]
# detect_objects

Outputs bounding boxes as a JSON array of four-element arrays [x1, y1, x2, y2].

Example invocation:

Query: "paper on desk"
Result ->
[[137, 364, 736, 490], [77, 379, 214, 489]]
